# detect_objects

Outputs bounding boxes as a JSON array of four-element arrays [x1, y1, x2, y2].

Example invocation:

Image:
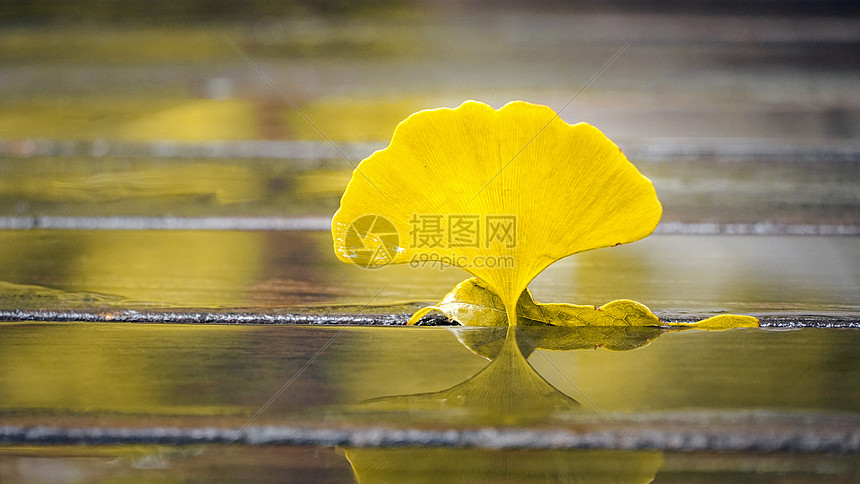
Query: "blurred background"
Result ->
[[0, 0, 857, 311], [1, 5, 859, 482]]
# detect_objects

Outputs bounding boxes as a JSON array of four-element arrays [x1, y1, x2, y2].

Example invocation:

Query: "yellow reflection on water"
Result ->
[[0, 93, 264, 142], [0, 96, 189, 141], [0, 230, 263, 307], [531, 328, 860, 413], [340, 324, 670, 428], [343, 448, 664, 484], [356, 327, 580, 426], [120, 99, 257, 141], [331, 326, 860, 418], [341, 326, 664, 483], [72, 231, 263, 306], [0, 323, 248, 416], [0, 161, 264, 205], [284, 97, 433, 141]]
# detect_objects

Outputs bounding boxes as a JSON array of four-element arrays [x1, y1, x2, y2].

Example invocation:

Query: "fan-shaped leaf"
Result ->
[[333, 101, 662, 323]]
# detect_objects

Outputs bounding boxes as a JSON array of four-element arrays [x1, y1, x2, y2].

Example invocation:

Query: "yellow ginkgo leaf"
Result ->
[[332, 101, 662, 324], [409, 277, 759, 332], [666, 314, 759, 330]]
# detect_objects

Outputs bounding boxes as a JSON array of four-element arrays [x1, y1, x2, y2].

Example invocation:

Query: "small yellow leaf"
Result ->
[[408, 277, 509, 327], [521, 298, 663, 327], [666, 314, 760, 330], [411, 277, 759, 332], [333, 101, 662, 324], [408, 277, 663, 327]]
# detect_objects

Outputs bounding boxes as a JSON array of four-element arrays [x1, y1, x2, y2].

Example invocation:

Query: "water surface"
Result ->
[[1, 323, 858, 482]]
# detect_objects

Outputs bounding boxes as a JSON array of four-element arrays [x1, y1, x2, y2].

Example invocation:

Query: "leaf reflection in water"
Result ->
[[342, 326, 664, 483], [359, 326, 578, 426], [343, 447, 664, 484]]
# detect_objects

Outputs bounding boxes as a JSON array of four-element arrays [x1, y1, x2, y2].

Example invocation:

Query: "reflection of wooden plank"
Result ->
[[0, 216, 332, 231], [0, 138, 386, 161], [0, 148, 857, 224], [1, 414, 858, 452], [0, 308, 857, 328]]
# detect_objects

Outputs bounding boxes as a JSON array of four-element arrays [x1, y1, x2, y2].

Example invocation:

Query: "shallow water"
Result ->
[[2, 154, 858, 221], [0, 230, 856, 316], [1, 6, 858, 482], [2, 324, 858, 419], [1, 323, 858, 482], [2, 445, 856, 484]]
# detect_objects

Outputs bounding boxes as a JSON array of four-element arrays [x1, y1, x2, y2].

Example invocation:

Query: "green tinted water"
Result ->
[[0, 323, 858, 482], [0, 230, 857, 313], [3, 445, 855, 483], [2, 324, 857, 421], [1, 8, 858, 482]]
